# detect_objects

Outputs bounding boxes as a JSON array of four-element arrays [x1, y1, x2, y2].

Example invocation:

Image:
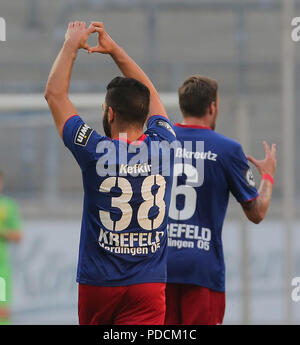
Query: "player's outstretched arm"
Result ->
[[45, 22, 94, 138], [88, 22, 167, 121], [241, 141, 277, 224]]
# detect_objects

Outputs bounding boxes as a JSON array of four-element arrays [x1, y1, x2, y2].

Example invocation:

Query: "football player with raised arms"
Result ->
[[165, 75, 277, 325], [45, 21, 176, 325]]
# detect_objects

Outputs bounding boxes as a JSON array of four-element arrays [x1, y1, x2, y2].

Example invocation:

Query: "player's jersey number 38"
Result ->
[[99, 174, 166, 231]]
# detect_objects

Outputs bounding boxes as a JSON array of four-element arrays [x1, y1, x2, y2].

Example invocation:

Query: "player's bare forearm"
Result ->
[[45, 22, 93, 137], [241, 179, 273, 224], [242, 141, 276, 224], [45, 42, 77, 98], [44, 42, 78, 137]]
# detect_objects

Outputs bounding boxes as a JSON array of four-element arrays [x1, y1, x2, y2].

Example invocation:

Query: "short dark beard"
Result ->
[[102, 107, 112, 138]]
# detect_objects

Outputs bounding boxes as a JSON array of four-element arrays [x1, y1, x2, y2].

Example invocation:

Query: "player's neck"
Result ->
[[182, 116, 212, 129], [111, 127, 144, 143]]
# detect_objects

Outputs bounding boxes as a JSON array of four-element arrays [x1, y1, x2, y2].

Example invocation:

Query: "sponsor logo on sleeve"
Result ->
[[245, 168, 256, 188], [156, 120, 176, 137], [74, 123, 93, 146]]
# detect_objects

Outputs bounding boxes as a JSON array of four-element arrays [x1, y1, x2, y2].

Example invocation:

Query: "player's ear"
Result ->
[[108, 106, 115, 123], [208, 101, 216, 116]]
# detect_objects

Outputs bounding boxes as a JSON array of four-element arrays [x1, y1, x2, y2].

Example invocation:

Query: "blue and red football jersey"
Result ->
[[167, 124, 259, 292], [63, 115, 176, 287]]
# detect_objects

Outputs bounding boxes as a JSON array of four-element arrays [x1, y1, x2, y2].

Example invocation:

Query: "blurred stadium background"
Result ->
[[0, 0, 299, 324]]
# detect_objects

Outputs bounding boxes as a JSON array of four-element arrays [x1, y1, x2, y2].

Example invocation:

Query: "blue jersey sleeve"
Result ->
[[145, 115, 176, 142], [225, 143, 259, 203], [63, 115, 104, 170]]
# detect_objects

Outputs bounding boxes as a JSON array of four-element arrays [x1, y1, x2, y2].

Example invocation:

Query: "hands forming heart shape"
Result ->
[[64, 21, 117, 54]]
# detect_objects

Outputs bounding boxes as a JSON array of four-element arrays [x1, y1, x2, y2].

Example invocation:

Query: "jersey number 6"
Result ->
[[169, 163, 202, 221]]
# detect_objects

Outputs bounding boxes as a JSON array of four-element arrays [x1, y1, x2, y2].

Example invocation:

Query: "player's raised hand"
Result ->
[[246, 141, 277, 177], [87, 22, 118, 54], [65, 21, 94, 51]]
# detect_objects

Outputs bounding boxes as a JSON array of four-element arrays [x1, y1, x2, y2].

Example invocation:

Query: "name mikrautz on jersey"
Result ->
[[167, 124, 259, 292], [63, 115, 176, 287]]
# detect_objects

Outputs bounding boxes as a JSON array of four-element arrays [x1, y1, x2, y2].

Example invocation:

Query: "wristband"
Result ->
[[262, 174, 274, 185]]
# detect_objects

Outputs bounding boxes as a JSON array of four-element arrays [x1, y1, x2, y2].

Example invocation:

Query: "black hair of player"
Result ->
[[105, 76, 150, 127]]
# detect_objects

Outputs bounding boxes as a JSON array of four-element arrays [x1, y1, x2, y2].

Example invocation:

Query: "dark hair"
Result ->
[[105, 76, 150, 127], [178, 75, 218, 118]]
